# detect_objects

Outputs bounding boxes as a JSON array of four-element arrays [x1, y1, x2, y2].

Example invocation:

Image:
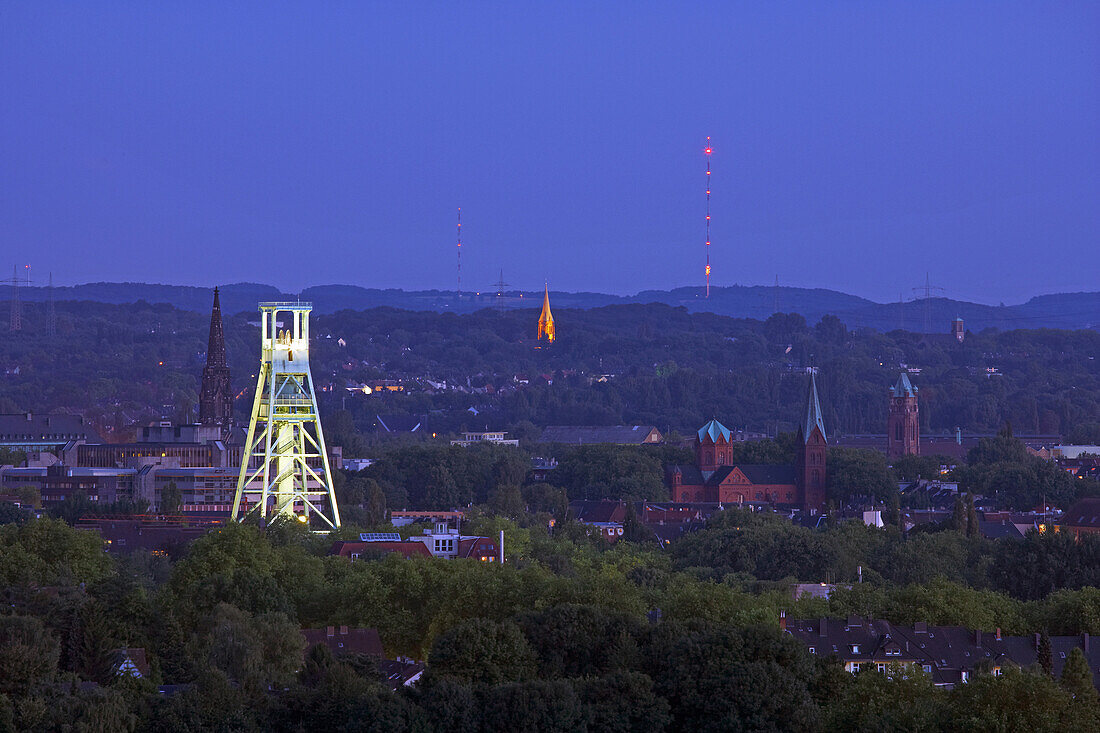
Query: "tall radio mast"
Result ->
[[704, 137, 713, 298], [456, 207, 462, 297]]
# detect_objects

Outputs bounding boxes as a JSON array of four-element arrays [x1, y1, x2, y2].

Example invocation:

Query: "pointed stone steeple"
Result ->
[[199, 287, 233, 427], [800, 371, 827, 444], [538, 283, 556, 343]]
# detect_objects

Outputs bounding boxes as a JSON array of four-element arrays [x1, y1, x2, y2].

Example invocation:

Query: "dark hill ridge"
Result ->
[[11, 282, 1098, 332]]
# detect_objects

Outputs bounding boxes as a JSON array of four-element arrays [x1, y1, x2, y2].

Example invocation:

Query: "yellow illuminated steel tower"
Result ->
[[232, 302, 341, 528], [538, 283, 556, 343]]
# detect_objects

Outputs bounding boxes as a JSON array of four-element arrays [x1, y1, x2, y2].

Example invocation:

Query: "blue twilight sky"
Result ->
[[1, 2, 1097, 304]]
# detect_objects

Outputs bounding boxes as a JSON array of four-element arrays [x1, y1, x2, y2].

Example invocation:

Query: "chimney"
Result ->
[[327, 626, 334, 637], [995, 627, 1002, 641], [974, 630, 982, 646], [779, 610, 786, 632], [819, 618, 828, 638], [499, 529, 505, 564], [1084, 633, 1090, 652], [1034, 633, 1040, 650], [914, 621, 927, 634]]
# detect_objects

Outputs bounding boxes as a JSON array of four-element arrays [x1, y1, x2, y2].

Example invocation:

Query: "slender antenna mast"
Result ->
[[704, 137, 713, 298], [47, 272, 56, 338], [456, 207, 462, 298]]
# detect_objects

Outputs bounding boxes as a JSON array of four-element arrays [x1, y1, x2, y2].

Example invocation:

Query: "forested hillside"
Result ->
[[1, 300, 1098, 441], [12, 282, 1100, 330]]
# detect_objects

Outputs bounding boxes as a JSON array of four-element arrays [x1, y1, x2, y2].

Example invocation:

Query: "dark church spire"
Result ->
[[206, 287, 227, 368], [199, 287, 233, 427]]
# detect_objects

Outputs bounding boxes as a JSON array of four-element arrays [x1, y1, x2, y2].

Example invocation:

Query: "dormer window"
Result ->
[[849, 644, 860, 654]]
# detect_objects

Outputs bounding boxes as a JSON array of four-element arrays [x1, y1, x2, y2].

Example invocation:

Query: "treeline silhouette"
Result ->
[[1, 301, 1097, 440]]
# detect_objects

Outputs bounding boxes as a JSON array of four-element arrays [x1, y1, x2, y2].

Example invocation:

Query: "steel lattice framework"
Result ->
[[231, 302, 341, 528]]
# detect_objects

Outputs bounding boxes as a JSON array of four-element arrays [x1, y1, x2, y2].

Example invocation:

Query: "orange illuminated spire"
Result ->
[[538, 282, 555, 343]]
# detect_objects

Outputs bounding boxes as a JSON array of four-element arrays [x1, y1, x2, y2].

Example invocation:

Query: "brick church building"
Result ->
[[667, 373, 828, 513]]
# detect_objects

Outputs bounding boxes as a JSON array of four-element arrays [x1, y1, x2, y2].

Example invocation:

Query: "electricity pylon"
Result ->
[[232, 302, 340, 528]]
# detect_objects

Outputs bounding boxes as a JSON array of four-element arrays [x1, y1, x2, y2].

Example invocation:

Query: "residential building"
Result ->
[[111, 648, 152, 679], [330, 539, 432, 560], [302, 626, 384, 656], [75, 516, 217, 554], [0, 465, 137, 505], [410, 522, 500, 560], [0, 413, 102, 454], [330, 523, 499, 561], [787, 616, 1100, 690], [301, 626, 424, 691], [450, 431, 519, 447], [1047, 445, 1100, 460], [538, 425, 664, 445], [390, 510, 465, 527], [1062, 498, 1100, 539]]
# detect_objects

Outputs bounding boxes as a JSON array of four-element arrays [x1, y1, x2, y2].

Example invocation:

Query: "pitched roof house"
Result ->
[[1062, 498, 1100, 538], [538, 425, 663, 445], [788, 616, 1100, 689]]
